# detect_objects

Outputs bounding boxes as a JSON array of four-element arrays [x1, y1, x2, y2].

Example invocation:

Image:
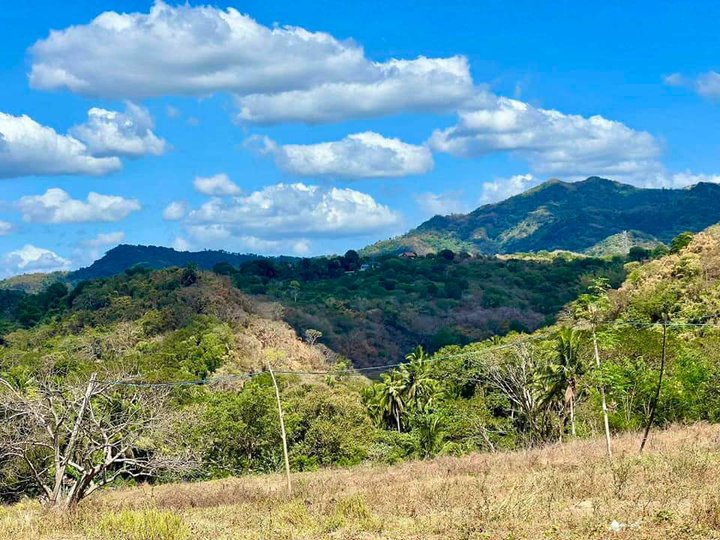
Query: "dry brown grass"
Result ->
[[4, 424, 720, 539]]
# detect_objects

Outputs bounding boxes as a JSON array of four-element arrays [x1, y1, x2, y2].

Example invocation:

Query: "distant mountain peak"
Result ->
[[362, 177, 720, 257]]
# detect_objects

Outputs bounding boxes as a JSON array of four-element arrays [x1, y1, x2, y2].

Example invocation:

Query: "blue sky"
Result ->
[[1, 0, 720, 276]]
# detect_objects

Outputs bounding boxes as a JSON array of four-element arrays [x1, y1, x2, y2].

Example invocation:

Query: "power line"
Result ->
[[101, 318, 720, 388]]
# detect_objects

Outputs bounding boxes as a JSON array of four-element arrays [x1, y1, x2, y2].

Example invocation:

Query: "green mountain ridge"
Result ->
[[362, 177, 720, 256]]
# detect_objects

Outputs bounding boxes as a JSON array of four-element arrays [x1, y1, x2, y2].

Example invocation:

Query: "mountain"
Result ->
[[363, 177, 720, 256], [69, 244, 282, 282]]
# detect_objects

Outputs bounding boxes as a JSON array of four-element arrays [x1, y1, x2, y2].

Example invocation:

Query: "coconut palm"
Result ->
[[372, 371, 408, 431], [400, 346, 439, 411], [544, 327, 585, 436]]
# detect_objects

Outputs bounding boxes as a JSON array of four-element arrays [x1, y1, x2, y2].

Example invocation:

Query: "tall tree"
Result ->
[[544, 328, 585, 436], [573, 278, 613, 457]]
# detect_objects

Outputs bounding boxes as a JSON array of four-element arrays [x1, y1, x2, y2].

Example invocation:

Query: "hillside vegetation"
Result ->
[[3, 225, 720, 528], [3, 424, 720, 539], [227, 250, 626, 366], [364, 177, 720, 256]]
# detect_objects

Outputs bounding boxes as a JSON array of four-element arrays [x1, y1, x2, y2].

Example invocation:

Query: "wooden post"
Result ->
[[268, 366, 292, 496], [640, 318, 668, 453]]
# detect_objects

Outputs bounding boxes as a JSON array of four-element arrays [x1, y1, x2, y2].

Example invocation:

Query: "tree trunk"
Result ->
[[268, 366, 292, 496], [569, 394, 576, 437], [640, 320, 668, 453], [592, 328, 612, 458]]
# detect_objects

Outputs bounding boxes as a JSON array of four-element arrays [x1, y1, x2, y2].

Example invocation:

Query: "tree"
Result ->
[[670, 231, 694, 254], [487, 343, 552, 445], [401, 346, 439, 412], [304, 328, 322, 346], [289, 280, 301, 303], [0, 372, 191, 510], [544, 328, 584, 436], [180, 263, 198, 286], [342, 250, 361, 271], [573, 278, 613, 457], [369, 372, 408, 432]]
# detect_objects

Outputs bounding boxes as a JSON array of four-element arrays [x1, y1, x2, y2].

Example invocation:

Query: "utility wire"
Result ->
[[102, 318, 720, 388]]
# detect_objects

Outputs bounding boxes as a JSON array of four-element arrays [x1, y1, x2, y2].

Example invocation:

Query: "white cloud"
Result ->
[[0, 221, 12, 236], [414, 191, 469, 216], [70, 102, 168, 158], [172, 236, 191, 252], [18, 188, 141, 223], [76, 231, 125, 263], [0, 112, 120, 179], [28, 2, 472, 123], [178, 230, 316, 256], [663, 73, 686, 87], [662, 71, 720, 99], [661, 170, 720, 188], [83, 231, 125, 248], [480, 174, 541, 203], [236, 56, 473, 124], [186, 182, 399, 240], [250, 132, 433, 179], [163, 200, 187, 221], [696, 71, 720, 98], [193, 173, 241, 196], [2, 244, 71, 277], [429, 96, 661, 181]]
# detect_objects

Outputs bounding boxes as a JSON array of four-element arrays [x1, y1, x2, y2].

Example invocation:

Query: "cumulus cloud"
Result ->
[[76, 231, 125, 263], [1, 244, 71, 277], [235, 56, 473, 123], [480, 174, 541, 203], [0, 112, 120, 179], [163, 200, 187, 221], [193, 173, 241, 196], [28, 2, 472, 123], [70, 102, 168, 158], [0, 220, 12, 236], [18, 188, 141, 223], [414, 191, 469, 216], [186, 182, 399, 240], [250, 132, 433, 179], [429, 96, 661, 181]]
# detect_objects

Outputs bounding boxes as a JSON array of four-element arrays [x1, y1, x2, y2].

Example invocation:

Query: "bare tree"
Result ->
[[0, 372, 193, 509], [304, 329, 322, 346], [487, 343, 552, 444]]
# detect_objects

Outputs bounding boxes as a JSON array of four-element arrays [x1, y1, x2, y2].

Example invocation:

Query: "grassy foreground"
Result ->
[[4, 424, 720, 539]]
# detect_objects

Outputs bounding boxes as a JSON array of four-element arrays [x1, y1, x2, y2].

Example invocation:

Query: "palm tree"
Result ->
[[401, 346, 439, 411], [544, 328, 584, 436], [373, 371, 408, 431]]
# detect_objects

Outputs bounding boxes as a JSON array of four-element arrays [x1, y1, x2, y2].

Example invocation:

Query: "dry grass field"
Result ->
[[3, 424, 720, 539]]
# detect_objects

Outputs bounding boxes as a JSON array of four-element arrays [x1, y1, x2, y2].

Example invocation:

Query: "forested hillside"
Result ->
[[69, 244, 270, 282], [226, 250, 626, 366], [364, 177, 720, 256], [3, 226, 720, 512]]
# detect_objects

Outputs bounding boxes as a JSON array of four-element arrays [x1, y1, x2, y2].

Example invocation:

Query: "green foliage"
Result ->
[[363, 177, 720, 256], [185, 376, 377, 475], [229, 250, 625, 367]]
